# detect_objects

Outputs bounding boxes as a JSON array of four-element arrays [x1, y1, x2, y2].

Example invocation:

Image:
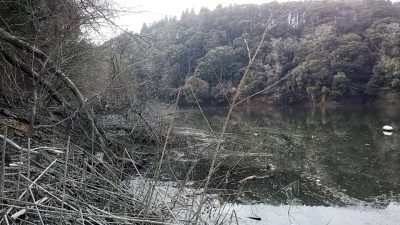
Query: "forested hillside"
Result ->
[[135, 0, 400, 105]]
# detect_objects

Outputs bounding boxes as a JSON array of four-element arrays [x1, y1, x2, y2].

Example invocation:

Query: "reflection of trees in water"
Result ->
[[174, 105, 400, 206]]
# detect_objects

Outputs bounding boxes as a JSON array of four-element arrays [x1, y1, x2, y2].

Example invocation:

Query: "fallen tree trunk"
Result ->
[[0, 27, 105, 148], [0, 28, 47, 60], [0, 48, 63, 104], [0, 134, 38, 154]]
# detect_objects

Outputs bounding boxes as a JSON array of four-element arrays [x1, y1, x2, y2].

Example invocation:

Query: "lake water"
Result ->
[[162, 105, 400, 224]]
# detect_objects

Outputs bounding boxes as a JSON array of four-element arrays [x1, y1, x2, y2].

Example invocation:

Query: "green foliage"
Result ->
[[195, 46, 246, 85], [181, 76, 209, 104], [392, 78, 400, 91], [184, 76, 209, 93], [134, 0, 400, 105], [330, 34, 373, 83], [331, 72, 349, 99], [306, 86, 318, 102], [321, 86, 330, 103]]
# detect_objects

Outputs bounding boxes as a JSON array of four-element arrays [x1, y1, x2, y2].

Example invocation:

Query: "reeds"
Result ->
[[0, 124, 180, 225]]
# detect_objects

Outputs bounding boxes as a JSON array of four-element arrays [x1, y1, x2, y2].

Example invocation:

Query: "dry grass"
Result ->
[[0, 123, 180, 224]]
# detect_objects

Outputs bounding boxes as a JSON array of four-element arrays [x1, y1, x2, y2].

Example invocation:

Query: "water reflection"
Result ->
[[228, 203, 400, 225], [168, 105, 400, 208]]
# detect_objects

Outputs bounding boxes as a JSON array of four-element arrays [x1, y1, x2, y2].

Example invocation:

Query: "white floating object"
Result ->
[[383, 125, 393, 131], [254, 133, 258, 136]]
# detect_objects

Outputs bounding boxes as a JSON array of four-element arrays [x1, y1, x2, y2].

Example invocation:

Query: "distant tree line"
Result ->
[[134, 0, 400, 105]]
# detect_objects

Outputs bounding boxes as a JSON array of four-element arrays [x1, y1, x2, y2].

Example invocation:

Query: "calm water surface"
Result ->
[[166, 105, 400, 224]]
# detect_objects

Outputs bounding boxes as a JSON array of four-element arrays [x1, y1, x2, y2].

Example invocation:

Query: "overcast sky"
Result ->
[[96, 0, 277, 40]]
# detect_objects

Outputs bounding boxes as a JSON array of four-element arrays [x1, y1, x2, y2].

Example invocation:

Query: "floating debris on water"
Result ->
[[383, 125, 393, 131], [247, 216, 262, 221]]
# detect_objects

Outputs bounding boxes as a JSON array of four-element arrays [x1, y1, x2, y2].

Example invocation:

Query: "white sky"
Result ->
[[96, 0, 274, 40]]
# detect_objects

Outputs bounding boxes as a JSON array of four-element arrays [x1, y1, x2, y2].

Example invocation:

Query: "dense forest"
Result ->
[[126, 0, 400, 105], [0, 0, 399, 224]]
